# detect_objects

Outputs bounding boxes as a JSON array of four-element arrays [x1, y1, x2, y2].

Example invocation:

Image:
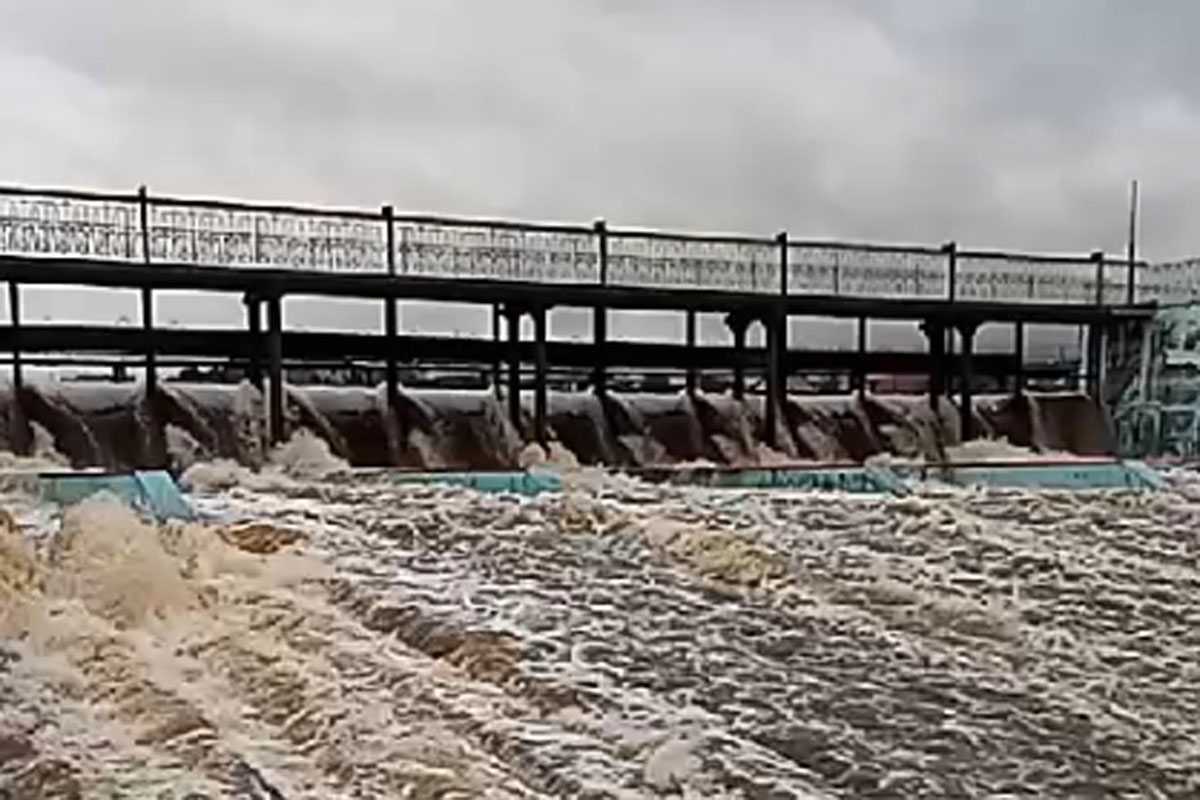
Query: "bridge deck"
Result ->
[[0, 254, 1156, 326], [0, 184, 1161, 457]]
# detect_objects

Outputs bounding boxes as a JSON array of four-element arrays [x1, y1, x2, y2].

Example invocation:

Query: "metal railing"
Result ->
[[0, 183, 1155, 305]]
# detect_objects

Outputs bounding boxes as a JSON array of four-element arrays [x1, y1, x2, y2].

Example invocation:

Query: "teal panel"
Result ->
[[935, 462, 1161, 491], [1112, 460, 1167, 490], [389, 471, 563, 496], [37, 470, 194, 521], [702, 467, 901, 494], [39, 473, 141, 507], [375, 461, 1165, 497], [134, 471, 196, 520]]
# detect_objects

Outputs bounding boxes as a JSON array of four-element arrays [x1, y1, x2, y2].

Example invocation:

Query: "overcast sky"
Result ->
[[1, 0, 1193, 353]]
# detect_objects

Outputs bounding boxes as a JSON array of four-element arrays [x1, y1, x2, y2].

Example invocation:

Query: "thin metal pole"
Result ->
[[1092, 250, 1105, 307], [491, 304, 501, 397], [777, 231, 788, 296], [533, 306, 548, 447], [1138, 320, 1153, 403], [1013, 322, 1025, 395], [685, 310, 697, 395], [1127, 179, 1139, 305], [593, 219, 608, 400], [8, 282, 20, 393], [958, 322, 977, 441], [244, 295, 262, 389], [730, 317, 746, 399], [765, 312, 780, 447], [382, 206, 399, 411], [856, 316, 867, 398], [138, 186, 157, 399], [944, 241, 958, 302], [506, 307, 522, 436], [925, 320, 943, 412], [776, 231, 789, 421], [267, 296, 284, 444]]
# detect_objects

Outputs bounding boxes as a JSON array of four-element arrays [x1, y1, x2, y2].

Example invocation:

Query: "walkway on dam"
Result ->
[[0, 184, 1165, 449]]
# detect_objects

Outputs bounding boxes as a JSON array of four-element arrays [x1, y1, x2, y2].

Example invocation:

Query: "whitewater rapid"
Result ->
[[2, 441, 1200, 797]]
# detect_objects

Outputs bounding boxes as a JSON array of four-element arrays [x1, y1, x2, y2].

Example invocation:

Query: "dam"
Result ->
[[0, 183, 1175, 469], [7, 186, 1200, 798]]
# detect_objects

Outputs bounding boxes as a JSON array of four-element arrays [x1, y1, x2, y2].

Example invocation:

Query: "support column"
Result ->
[[593, 305, 607, 400], [491, 304, 502, 398], [855, 317, 868, 398], [1087, 322, 1107, 403], [505, 306, 522, 436], [685, 309, 697, 395], [1013, 322, 1025, 396], [533, 305, 548, 447], [765, 311, 782, 447], [8, 281, 21, 393], [382, 206, 399, 412], [957, 321, 979, 441], [266, 295, 284, 445], [142, 287, 156, 399], [7, 281, 24, 455], [923, 320, 945, 413], [244, 295, 263, 389], [384, 294, 399, 417], [727, 314, 748, 399], [1138, 320, 1154, 403]]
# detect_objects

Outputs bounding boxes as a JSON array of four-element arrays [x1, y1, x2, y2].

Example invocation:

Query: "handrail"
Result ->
[[0, 182, 1160, 305]]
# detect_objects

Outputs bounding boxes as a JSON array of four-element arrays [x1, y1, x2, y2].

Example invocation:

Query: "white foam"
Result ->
[[4, 456, 1197, 796]]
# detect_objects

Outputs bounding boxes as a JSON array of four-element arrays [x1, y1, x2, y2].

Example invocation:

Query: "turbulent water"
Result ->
[[2, 433, 1200, 798], [0, 381, 1115, 471]]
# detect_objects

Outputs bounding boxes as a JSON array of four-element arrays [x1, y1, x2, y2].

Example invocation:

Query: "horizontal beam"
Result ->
[[0, 324, 1077, 377], [0, 255, 1154, 325]]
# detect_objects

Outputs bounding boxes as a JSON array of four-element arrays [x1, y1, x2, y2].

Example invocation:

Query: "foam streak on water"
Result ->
[[4, 456, 1200, 796]]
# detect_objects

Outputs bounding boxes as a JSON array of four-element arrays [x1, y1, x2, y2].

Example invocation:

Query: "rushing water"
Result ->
[[0, 381, 1114, 471], [2, 434, 1200, 798]]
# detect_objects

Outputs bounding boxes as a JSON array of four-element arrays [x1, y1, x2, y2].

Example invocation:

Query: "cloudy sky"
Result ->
[[1, 0, 1192, 354]]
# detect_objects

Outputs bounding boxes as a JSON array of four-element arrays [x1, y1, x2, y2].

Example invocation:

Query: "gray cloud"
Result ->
[[0, 0, 1193, 353]]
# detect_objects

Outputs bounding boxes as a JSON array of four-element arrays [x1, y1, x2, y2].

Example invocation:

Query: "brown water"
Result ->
[[0, 381, 1114, 471], [1, 439, 1199, 797]]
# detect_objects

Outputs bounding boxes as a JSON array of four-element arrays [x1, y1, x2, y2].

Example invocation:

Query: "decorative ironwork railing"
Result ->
[[0, 184, 1159, 305]]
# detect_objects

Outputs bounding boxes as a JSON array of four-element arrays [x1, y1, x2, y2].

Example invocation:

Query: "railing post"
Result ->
[[776, 230, 789, 426], [595, 219, 608, 286], [138, 185, 157, 402], [382, 206, 399, 418], [777, 231, 788, 297], [138, 185, 151, 263], [1092, 250, 1105, 306], [943, 241, 957, 302], [592, 219, 608, 402]]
